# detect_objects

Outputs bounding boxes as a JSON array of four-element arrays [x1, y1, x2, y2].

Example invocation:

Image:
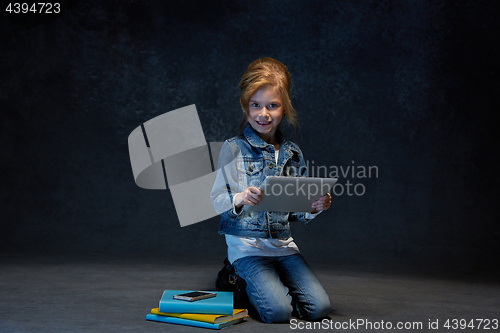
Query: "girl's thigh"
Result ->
[[233, 256, 293, 323]]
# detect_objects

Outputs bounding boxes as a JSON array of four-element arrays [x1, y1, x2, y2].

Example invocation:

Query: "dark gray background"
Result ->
[[1, 0, 498, 277]]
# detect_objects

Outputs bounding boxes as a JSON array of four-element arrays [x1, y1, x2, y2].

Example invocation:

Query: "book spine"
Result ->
[[158, 302, 233, 315], [146, 314, 221, 329]]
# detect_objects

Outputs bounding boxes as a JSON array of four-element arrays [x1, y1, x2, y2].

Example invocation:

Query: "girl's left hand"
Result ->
[[311, 193, 331, 214]]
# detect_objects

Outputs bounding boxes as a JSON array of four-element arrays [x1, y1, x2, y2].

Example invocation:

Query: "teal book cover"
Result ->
[[158, 290, 234, 315], [146, 314, 244, 329]]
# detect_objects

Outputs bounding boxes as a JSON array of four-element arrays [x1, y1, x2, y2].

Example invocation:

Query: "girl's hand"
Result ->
[[311, 193, 331, 214], [234, 186, 263, 210]]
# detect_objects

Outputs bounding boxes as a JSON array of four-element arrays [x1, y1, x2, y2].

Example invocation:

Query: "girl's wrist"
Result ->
[[232, 193, 244, 215], [234, 192, 244, 208]]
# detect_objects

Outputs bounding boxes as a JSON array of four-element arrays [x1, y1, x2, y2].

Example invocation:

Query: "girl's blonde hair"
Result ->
[[239, 57, 298, 133]]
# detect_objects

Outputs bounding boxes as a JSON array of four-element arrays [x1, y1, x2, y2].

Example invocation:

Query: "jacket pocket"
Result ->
[[239, 158, 264, 176], [236, 158, 265, 187], [283, 159, 302, 177]]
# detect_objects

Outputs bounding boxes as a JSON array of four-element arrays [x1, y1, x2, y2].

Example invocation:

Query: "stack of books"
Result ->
[[146, 290, 248, 329]]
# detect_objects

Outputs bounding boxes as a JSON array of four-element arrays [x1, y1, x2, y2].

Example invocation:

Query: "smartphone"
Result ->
[[173, 291, 217, 302]]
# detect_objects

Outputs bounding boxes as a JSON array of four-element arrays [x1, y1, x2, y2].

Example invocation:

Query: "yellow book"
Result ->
[[150, 308, 248, 324]]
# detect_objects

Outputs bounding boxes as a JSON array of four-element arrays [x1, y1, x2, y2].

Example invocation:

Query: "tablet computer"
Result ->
[[243, 176, 338, 212]]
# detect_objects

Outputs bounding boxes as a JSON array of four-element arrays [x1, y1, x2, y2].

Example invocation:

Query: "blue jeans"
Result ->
[[232, 254, 331, 323]]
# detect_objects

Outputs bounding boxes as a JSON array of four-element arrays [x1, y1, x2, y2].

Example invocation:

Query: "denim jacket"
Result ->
[[210, 124, 310, 239]]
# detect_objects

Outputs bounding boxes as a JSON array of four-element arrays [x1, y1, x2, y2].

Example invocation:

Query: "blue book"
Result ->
[[159, 290, 233, 315], [146, 313, 244, 330]]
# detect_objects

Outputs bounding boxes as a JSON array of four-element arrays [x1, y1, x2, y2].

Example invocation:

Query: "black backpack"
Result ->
[[215, 257, 249, 309]]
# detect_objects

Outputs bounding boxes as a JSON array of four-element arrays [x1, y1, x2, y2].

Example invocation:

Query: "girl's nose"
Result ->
[[260, 107, 269, 117]]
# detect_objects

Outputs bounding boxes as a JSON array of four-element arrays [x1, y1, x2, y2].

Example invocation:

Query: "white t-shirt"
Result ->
[[225, 149, 321, 264]]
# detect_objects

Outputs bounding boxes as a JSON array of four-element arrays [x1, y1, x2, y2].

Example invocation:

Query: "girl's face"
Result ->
[[247, 86, 284, 144]]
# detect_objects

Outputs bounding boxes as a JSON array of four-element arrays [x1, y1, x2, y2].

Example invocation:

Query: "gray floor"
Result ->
[[0, 255, 499, 333]]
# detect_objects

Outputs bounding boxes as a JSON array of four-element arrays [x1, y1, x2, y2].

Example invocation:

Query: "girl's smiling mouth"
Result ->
[[256, 121, 272, 126]]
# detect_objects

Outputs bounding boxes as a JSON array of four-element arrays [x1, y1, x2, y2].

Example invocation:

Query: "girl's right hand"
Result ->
[[234, 186, 263, 209]]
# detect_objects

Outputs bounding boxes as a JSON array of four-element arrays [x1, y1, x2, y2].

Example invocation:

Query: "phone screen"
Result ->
[[177, 291, 212, 298]]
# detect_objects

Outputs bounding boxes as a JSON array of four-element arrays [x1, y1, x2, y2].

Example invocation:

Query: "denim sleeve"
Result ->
[[210, 140, 245, 217], [287, 146, 313, 224]]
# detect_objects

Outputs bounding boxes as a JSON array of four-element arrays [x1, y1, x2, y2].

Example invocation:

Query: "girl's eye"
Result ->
[[269, 104, 278, 108], [251, 103, 259, 107]]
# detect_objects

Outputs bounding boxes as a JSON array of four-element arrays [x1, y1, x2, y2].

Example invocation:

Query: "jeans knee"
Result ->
[[298, 293, 331, 321], [259, 302, 292, 323], [311, 298, 331, 320]]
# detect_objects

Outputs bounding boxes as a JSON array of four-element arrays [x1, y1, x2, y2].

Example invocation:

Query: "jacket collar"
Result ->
[[244, 124, 271, 148], [243, 124, 298, 153]]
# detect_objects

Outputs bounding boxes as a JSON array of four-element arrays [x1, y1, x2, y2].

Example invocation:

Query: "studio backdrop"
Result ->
[[1, 0, 498, 276]]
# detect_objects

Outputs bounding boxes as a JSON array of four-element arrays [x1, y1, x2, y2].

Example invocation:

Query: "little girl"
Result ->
[[211, 57, 332, 323]]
